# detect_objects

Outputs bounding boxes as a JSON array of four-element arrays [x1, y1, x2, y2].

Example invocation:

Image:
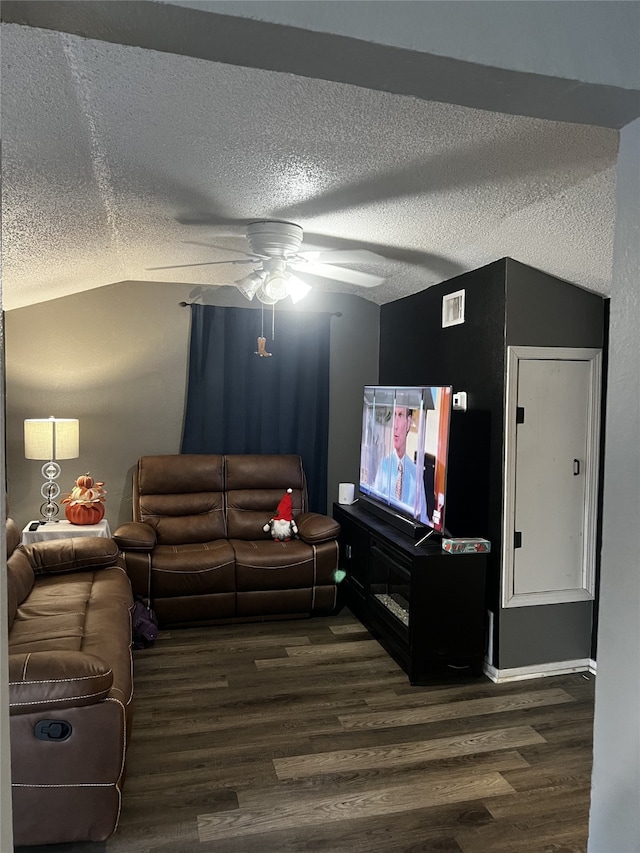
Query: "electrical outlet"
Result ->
[[452, 391, 468, 411]]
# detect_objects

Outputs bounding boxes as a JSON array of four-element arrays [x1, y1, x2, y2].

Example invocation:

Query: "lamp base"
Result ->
[[39, 460, 62, 520], [39, 501, 61, 521]]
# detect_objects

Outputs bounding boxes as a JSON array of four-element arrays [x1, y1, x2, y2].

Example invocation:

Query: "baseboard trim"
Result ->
[[484, 657, 597, 683]]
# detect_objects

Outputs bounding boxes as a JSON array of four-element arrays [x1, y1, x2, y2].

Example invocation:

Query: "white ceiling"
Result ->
[[0, 5, 629, 311]]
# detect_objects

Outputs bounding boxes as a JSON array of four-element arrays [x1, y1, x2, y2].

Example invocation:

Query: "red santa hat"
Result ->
[[273, 488, 294, 521]]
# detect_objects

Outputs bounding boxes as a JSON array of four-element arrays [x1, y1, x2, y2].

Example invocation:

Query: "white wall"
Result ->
[[588, 117, 640, 853], [0, 309, 13, 852]]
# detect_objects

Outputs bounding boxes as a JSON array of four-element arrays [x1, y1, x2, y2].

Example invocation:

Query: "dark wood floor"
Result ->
[[16, 608, 595, 853]]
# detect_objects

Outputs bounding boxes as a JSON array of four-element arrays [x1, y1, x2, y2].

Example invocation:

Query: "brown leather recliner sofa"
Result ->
[[6, 518, 134, 846], [113, 453, 341, 627]]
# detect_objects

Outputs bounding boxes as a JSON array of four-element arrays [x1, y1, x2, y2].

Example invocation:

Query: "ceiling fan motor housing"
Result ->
[[247, 221, 303, 258]]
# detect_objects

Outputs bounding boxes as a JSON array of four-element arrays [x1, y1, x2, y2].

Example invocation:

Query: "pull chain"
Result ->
[[255, 303, 272, 357]]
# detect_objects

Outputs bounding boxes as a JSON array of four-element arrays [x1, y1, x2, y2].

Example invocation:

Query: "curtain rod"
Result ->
[[179, 301, 342, 317]]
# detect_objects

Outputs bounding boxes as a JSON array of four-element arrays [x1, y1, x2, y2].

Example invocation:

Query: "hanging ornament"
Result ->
[[255, 336, 273, 357]]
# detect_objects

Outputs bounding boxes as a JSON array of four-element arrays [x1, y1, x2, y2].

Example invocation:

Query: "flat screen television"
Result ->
[[358, 385, 453, 538]]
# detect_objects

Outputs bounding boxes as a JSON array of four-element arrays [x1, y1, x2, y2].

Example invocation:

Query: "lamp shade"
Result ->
[[24, 417, 79, 460]]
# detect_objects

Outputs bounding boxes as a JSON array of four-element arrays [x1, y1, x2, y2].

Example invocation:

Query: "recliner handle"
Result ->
[[34, 720, 72, 741]]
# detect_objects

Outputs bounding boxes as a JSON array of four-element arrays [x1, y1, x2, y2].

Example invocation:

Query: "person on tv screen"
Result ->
[[374, 405, 420, 507]]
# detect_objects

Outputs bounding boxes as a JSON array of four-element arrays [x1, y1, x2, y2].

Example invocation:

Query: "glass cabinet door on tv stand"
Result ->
[[333, 501, 488, 685]]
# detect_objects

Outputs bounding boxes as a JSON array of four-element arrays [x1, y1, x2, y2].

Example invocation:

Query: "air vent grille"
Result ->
[[442, 289, 465, 327]]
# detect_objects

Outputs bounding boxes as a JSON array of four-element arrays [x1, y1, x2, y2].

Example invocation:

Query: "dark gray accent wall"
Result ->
[[505, 258, 606, 348], [380, 257, 607, 671], [499, 603, 595, 668], [504, 257, 607, 669], [380, 260, 506, 611], [328, 295, 380, 510]]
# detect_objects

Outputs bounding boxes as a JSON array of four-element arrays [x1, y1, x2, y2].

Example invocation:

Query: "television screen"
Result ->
[[359, 385, 453, 534]]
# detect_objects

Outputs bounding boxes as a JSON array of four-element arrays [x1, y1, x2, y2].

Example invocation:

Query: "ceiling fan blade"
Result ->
[[175, 216, 249, 232], [298, 249, 388, 265], [146, 259, 257, 271], [289, 262, 385, 288], [182, 240, 258, 259]]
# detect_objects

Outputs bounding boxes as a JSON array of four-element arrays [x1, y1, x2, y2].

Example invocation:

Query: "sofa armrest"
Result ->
[[113, 522, 157, 552], [296, 513, 341, 545], [9, 651, 114, 715], [6, 517, 21, 557], [24, 537, 120, 575]]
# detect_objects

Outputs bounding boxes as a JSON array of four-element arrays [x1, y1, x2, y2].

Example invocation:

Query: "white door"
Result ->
[[503, 347, 602, 608]]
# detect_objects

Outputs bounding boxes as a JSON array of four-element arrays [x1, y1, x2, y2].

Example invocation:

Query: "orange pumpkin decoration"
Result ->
[[65, 501, 105, 526], [62, 473, 107, 525]]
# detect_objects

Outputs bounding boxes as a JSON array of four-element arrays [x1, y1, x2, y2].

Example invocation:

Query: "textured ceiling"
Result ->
[[0, 13, 623, 311]]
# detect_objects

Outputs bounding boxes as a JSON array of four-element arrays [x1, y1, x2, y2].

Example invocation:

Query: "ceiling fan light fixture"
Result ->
[[263, 271, 290, 301], [285, 275, 312, 304], [235, 270, 264, 301], [260, 256, 291, 301], [255, 281, 279, 305]]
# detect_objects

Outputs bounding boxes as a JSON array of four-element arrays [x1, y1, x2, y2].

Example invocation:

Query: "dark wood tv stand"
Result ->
[[333, 501, 488, 684]]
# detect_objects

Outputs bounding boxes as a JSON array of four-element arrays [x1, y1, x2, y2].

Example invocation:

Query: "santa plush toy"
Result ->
[[263, 488, 299, 542]]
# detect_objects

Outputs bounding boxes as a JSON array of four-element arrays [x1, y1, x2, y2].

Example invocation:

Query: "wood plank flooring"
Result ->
[[15, 608, 595, 853]]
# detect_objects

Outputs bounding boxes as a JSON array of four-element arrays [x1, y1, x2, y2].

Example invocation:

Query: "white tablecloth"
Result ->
[[22, 518, 112, 545]]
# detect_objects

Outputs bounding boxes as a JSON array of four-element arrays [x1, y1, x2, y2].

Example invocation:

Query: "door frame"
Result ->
[[502, 346, 602, 608]]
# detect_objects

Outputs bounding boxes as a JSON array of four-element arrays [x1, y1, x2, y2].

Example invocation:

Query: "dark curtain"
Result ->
[[181, 304, 332, 512]]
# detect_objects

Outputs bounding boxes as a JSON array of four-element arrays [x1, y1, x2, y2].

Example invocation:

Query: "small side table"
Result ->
[[21, 518, 112, 546]]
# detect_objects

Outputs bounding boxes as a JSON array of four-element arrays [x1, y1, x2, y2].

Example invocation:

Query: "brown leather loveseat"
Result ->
[[6, 517, 134, 846], [113, 454, 341, 627]]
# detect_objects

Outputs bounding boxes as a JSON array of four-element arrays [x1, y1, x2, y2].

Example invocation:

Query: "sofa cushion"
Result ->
[[6, 517, 22, 556], [8, 567, 134, 710], [138, 453, 224, 495], [150, 540, 236, 598], [136, 454, 227, 543], [225, 454, 308, 540], [226, 488, 305, 540], [225, 454, 306, 492], [7, 549, 35, 629], [9, 650, 114, 715], [232, 540, 315, 590], [24, 537, 120, 575], [139, 493, 227, 544]]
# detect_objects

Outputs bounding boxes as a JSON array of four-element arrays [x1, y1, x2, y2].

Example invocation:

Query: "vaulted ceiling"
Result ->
[[1, 2, 637, 311]]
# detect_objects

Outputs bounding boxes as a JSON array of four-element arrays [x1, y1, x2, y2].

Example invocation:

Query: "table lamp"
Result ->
[[24, 416, 79, 520]]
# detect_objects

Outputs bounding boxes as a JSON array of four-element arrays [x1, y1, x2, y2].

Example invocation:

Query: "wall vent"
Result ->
[[442, 289, 465, 327]]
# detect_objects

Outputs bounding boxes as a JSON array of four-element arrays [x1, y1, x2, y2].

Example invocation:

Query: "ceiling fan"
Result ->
[[147, 220, 387, 305]]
